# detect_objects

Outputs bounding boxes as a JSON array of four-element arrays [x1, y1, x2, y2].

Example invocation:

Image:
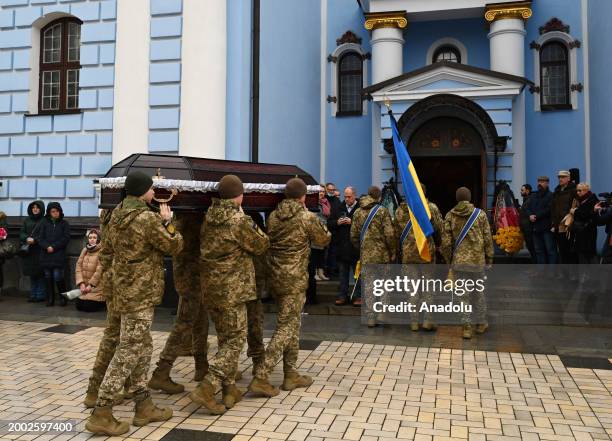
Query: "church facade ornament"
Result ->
[[364, 11, 408, 31], [485, 1, 532, 22]]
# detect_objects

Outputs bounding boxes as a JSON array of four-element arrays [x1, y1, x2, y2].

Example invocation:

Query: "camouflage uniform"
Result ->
[[254, 199, 331, 380], [96, 196, 183, 406], [158, 213, 208, 364], [350, 195, 397, 321], [200, 198, 269, 388], [394, 201, 443, 324], [440, 201, 494, 325], [246, 252, 267, 365]]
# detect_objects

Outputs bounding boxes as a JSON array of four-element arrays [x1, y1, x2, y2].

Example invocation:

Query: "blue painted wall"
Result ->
[[148, 0, 182, 153], [258, 0, 321, 180], [524, 0, 586, 188], [324, 0, 371, 195], [404, 18, 490, 71], [0, 0, 116, 216]]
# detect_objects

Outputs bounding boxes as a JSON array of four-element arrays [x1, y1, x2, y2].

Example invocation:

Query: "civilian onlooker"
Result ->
[[519, 184, 536, 262], [20, 201, 47, 302], [332, 187, 361, 306], [595, 197, 612, 264], [0, 211, 8, 297], [325, 182, 341, 277], [551, 170, 577, 264], [527, 176, 557, 264], [313, 185, 330, 281], [75, 229, 106, 312], [570, 183, 598, 264], [37, 202, 71, 307]]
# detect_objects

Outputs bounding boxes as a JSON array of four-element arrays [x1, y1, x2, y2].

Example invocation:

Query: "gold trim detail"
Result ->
[[485, 2, 532, 22], [364, 11, 408, 31]]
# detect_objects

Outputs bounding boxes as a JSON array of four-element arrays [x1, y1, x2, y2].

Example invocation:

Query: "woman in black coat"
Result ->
[[36, 202, 70, 306], [571, 183, 599, 263], [20, 200, 46, 302]]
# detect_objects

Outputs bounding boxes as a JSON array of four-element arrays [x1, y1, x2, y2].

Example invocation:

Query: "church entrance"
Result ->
[[407, 116, 485, 216]]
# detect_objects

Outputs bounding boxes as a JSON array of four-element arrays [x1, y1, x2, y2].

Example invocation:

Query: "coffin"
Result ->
[[98, 154, 320, 212]]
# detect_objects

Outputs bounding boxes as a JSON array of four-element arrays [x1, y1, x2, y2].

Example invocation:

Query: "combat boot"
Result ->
[[281, 371, 313, 391], [475, 323, 489, 334], [410, 322, 419, 332], [148, 360, 185, 394], [85, 405, 130, 436], [222, 384, 243, 409], [422, 321, 437, 332], [367, 317, 376, 328], [248, 377, 280, 397], [462, 324, 473, 339], [193, 354, 208, 382], [133, 396, 172, 426], [189, 380, 226, 415]]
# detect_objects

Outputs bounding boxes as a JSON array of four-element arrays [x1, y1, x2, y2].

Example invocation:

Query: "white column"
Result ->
[[488, 18, 526, 76], [179, 0, 226, 159], [371, 27, 405, 83], [112, 0, 150, 163]]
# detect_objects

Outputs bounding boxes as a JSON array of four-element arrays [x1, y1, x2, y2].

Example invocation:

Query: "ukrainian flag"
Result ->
[[389, 111, 434, 262]]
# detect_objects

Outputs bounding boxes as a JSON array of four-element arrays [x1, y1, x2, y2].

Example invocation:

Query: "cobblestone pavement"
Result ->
[[0, 319, 611, 441]]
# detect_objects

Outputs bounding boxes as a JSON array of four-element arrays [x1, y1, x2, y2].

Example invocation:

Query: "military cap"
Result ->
[[456, 187, 471, 202], [537, 176, 550, 182], [218, 174, 244, 199], [285, 177, 307, 199], [368, 186, 382, 201], [557, 170, 570, 177], [125, 171, 153, 197]]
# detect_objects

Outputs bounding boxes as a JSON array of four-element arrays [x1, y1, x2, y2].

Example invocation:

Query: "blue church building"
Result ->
[[0, 0, 611, 219]]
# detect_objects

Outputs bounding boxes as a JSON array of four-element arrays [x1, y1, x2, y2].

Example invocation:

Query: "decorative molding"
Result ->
[[364, 11, 408, 31], [326, 95, 337, 103], [485, 1, 532, 22], [327, 54, 337, 63], [336, 30, 361, 46], [426, 38, 468, 65], [362, 52, 371, 61], [529, 41, 541, 51], [539, 17, 570, 35], [569, 39, 581, 49], [529, 85, 541, 94], [328, 42, 368, 117], [570, 83, 583, 92]]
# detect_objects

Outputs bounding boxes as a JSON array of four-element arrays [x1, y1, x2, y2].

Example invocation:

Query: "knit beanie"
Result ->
[[125, 171, 153, 197], [456, 187, 471, 202], [218, 174, 244, 199], [285, 178, 307, 199]]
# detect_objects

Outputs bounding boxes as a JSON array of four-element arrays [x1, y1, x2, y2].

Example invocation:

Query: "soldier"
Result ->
[[350, 186, 397, 327], [190, 175, 270, 415], [440, 187, 494, 339], [86, 171, 184, 436], [248, 178, 331, 396], [83, 208, 133, 409], [148, 213, 209, 394], [394, 184, 443, 331]]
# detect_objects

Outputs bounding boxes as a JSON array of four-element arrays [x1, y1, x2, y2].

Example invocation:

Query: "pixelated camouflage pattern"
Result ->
[[350, 196, 397, 265], [246, 298, 264, 361], [454, 270, 488, 325], [159, 213, 208, 361], [98, 208, 115, 309], [395, 201, 443, 264], [99, 196, 184, 313], [266, 199, 331, 296], [440, 201, 494, 269], [204, 304, 248, 387], [87, 307, 121, 393], [255, 293, 305, 380], [200, 198, 270, 308], [97, 308, 155, 406]]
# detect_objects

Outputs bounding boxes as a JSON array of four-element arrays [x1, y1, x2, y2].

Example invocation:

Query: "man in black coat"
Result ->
[[324, 182, 342, 277], [527, 176, 557, 264], [519, 184, 536, 262], [37, 202, 71, 306], [329, 187, 361, 306], [551, 170, 577, 264]]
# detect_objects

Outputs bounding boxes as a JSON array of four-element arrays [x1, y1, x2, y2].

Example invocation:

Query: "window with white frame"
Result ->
[[426, 38, 468, 66]]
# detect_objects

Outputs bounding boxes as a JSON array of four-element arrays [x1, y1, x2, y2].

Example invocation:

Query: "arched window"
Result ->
[[39, 17, 82, 114], [433, 45, 461, 64], [337, 51, 363, 116], [540, 41, 570, 109]]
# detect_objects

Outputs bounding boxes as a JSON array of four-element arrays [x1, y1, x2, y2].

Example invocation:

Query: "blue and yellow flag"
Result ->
[[389, 111, 434, 262]]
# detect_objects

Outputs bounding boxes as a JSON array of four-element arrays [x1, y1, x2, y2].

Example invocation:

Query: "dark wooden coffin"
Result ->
[[98, 154, 320, 212]]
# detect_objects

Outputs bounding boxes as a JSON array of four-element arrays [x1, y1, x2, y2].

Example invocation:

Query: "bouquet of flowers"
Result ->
[[491, 181, 523, 254]]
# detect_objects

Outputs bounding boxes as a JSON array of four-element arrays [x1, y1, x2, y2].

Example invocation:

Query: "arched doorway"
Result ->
[[408, 117, 485, 215], [396, 94, 506, 216]]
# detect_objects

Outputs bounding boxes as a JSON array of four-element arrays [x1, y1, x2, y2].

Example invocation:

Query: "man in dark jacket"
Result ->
[[330, 186, 360, 306], [527, 177, 557, 264], [571, 183, 599, 264], [325, 182, 341, 276], [595, 198, 612, 263], [551, 170, 577, 264], [36, 202, 71, 306], [518, 185, 536, 262]]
